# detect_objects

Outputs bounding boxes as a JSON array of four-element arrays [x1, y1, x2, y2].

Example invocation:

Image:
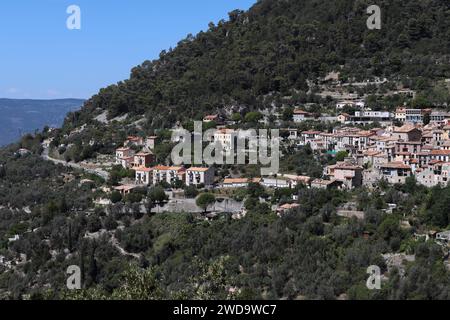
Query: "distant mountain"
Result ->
[[0, 98, 84, 146]]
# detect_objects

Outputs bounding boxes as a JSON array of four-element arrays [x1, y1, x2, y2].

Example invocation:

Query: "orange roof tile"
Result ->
[[380, 162, 411, 170], [187, 167, 211, 172], [223, 178, 261, 184], [135, 166, 153, 172], [431, 150, 450, 156], [394, 125, 419, 133]]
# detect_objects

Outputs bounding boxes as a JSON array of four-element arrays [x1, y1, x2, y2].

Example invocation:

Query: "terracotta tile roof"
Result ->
[[223, 178, 261, 184], [216, 128, 236, 134], [356, 130, 375, 137], [319, 133, 336, 137], [127, 136, 142, 141], [394, 125, 419, 133], [370, 136, 395, 142], [294, 109, 311, 115], [380, 162, 411, 170], [431, 149, 450, 156], [187, 167, 211, 172], [152, 165, 185, 171], [278, 203, 300, 211], [364, 150, 381, 156], [335, 164, 363, 170], [395, 141, 422, 145], [283, 174, 311, 182], [135, 166, 153, 172], [114, 185, 138, 191], [135, 151, 153, 156], [312, 178, 337, 186]]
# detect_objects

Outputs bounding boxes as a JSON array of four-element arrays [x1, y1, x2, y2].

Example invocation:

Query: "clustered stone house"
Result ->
[[115, 135, 156, 168], [336, 107, 450, 126], [114, 107, 450, 194], [291, 120, 450, 188], [115, 135, 216, 188]]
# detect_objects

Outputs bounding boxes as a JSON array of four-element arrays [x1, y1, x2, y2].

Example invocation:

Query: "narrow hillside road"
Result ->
[[41, 146, 110, 180]]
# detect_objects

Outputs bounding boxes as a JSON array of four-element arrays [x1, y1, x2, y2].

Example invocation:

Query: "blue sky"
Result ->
[[0, 0, 256, 99]]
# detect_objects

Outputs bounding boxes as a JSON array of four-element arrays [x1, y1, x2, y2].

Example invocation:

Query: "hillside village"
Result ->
[[8, 79, 444, 259], [34, 98, 450, 252], [3, 0, 450, 300], [107, 105, 450, 194], [5, 101, 450, 298]]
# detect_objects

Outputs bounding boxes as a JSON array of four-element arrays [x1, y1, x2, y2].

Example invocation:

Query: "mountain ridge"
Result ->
[[61, 0, 450, 135]]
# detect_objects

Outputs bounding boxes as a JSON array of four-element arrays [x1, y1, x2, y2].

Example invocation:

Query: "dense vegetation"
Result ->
[[1, 135, 450, 300]]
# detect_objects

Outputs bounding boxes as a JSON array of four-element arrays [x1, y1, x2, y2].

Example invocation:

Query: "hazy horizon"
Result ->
[[0, 98, 84, 146]]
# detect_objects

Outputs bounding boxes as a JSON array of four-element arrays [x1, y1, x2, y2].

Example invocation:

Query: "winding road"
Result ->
[[41, 145, 110, 180]]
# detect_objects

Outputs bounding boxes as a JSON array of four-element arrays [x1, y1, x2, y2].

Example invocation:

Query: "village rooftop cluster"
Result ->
[[113, 105, 450, 196]]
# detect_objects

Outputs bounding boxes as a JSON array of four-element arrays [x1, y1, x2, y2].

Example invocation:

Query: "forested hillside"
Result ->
[[2, 138, 449, 300], [65, 0, 450, 131]]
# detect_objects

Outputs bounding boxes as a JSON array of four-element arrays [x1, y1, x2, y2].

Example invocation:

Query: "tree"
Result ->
[[282, 107, 294, 121], [196, 193, 216, 213], [148, 186, 168, 205], [0, 165, 5, 178], [124, 192, 143, 204], [184, 185, 199, 198], [171, 179, 184, 189], [411, 95, 430, 109], [62, 265, 163, 300], [244, 112, 263, 124], [147, 186, 168, 213], [402, 175, 419, 194], [87, 216, 102, 233], [104, 215, 118, 231], [335, 151, 348, 162], [231, 113, 242, 123], [110, 191, 122, 204], [423, 112, 430, 125], [86, 244, 98, 286], [119, 225, 152, 253], [111, 266, 163, 300], [247, 182, 266, 198], [244, 197, 258, 210]]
